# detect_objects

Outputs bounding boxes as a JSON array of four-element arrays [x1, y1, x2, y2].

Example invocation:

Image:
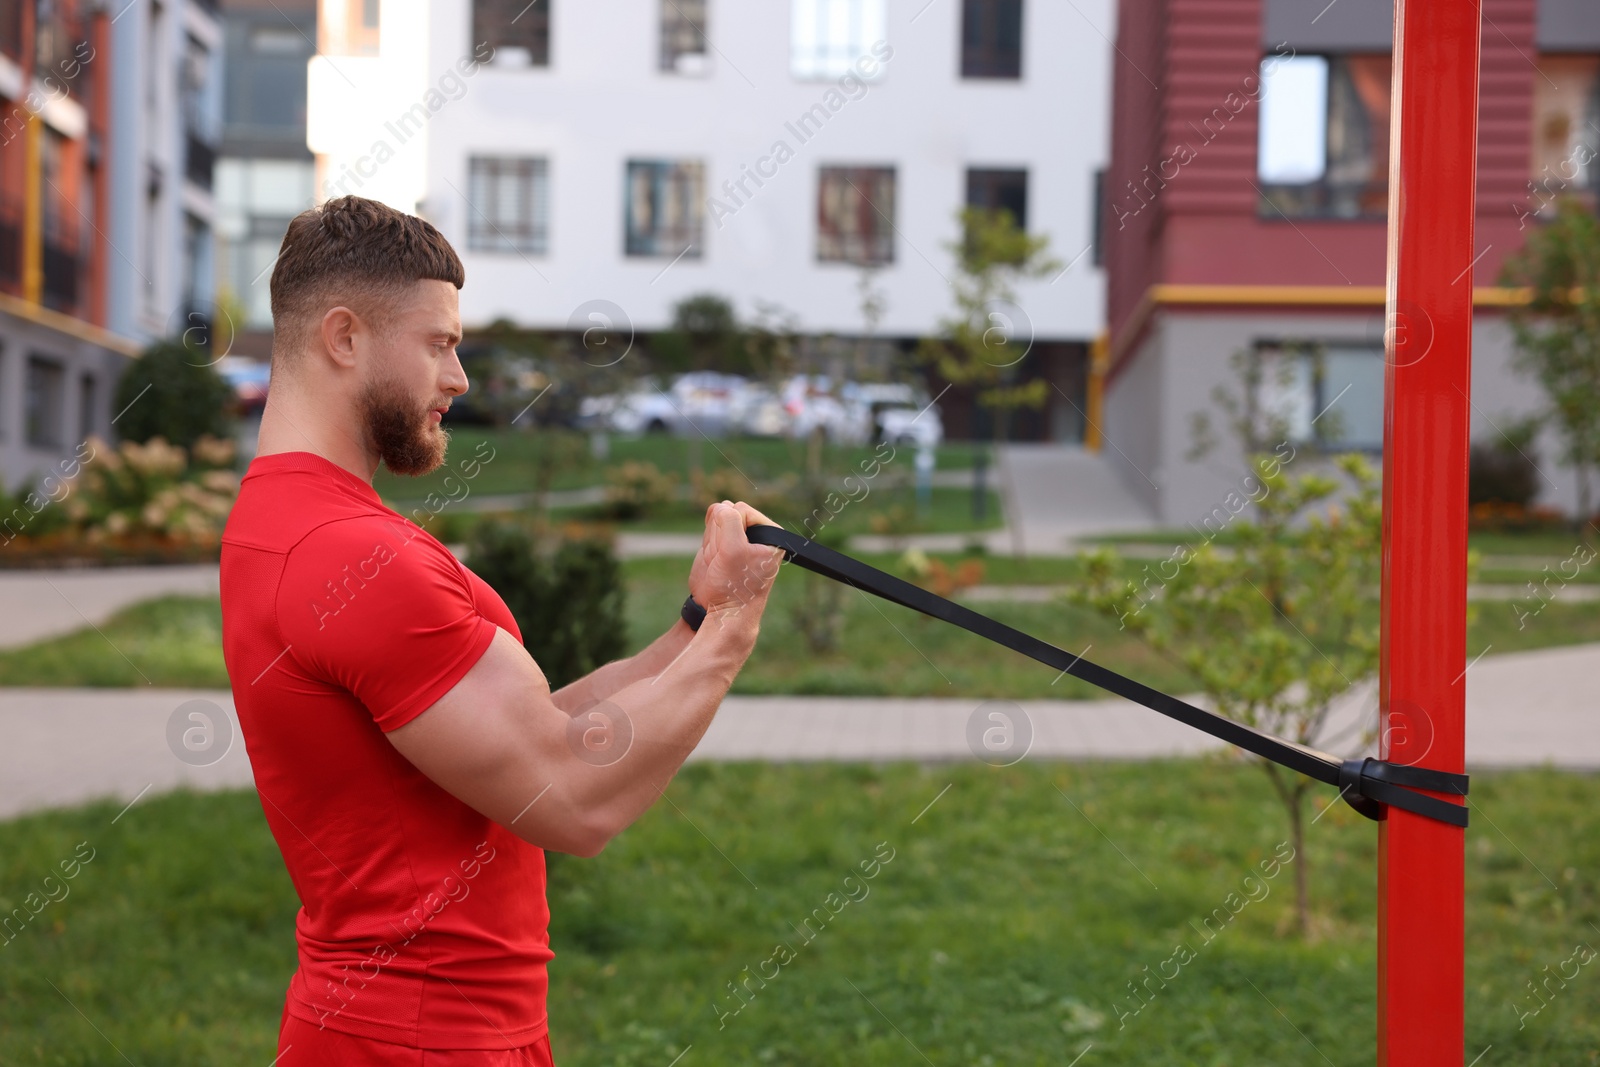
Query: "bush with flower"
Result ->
[[57, 434, 240, 548]]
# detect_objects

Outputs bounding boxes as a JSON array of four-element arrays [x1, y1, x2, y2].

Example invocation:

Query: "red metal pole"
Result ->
[[1378, 0, 1479, 1062]]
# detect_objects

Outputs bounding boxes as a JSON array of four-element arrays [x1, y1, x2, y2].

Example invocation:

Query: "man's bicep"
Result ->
[[386, 627, 599, 855]]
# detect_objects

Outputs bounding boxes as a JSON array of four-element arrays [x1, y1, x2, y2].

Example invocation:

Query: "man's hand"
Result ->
[[687, 500, 786, 619]]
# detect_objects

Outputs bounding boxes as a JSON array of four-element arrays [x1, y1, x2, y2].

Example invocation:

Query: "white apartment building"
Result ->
[[305, 0, 1113, 437], [105, 0, 224, 347]]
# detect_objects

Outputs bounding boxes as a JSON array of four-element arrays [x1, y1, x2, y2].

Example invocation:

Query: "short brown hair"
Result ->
[[269, 195, 465, 361]]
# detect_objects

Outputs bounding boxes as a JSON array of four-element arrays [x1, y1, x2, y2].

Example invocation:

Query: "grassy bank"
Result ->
[[371, 430, 989, 502], [0, 763, 1594, 1064], [1, 544, 1598, 694]]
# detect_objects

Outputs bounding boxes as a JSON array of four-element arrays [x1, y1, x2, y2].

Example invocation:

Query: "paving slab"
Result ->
[[1, 639, 1594, 820]]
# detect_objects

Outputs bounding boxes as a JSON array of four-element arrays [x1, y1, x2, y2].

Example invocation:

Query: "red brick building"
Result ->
[[1097, 0, 1596, 521], [0, 0, 136, 490]]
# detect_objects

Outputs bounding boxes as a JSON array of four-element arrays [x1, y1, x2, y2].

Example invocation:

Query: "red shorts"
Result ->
[[278, 1005, 555, 1066]]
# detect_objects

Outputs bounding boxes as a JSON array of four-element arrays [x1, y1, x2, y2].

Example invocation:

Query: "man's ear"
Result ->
[[320, 306, 361, 370]]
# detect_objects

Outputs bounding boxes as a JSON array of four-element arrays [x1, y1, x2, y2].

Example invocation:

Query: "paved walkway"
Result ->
[[0, 565, 221, 648], [1, 639, 1593, 820]]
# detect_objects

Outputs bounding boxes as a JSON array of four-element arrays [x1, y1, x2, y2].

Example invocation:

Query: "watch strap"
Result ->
[[681, 593, 707, 631]]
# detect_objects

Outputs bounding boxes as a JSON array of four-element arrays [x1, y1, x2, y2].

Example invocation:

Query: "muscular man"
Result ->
[[220, 195, 781, 1066]]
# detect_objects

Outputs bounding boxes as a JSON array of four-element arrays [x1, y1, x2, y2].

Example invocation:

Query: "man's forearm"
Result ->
[[566, 609, 761, 840], [548, 619, 696, 714]]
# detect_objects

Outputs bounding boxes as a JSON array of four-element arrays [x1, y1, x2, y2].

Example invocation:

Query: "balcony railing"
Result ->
[[35, 16, 92, 101], [0, 196, 20, 292], [42, 218, 81, 312]]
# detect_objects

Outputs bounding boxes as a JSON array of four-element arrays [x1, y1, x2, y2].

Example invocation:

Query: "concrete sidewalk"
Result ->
[[1, 639, 1594, 820], [0, 564, 221, 648]]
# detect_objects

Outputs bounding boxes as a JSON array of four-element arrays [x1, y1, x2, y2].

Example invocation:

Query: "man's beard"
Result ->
[[358, 374, 448, 476]]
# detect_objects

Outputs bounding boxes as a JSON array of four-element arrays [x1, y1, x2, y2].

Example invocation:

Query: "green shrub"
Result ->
[[602, 461, 678, 520], [1469, 424, 1541, 508], [465, 520, 627, 689], [689, 467, 797, 517], [113, 339, 236, 449]]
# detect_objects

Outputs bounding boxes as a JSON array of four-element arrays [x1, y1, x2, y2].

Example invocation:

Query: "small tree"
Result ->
[[113, 338, 236, 450], [917, 206, 1060, 443], [1502, 198, 1600, 532], [651, 293, 746, 375], [1073, 355, 1382, 936]]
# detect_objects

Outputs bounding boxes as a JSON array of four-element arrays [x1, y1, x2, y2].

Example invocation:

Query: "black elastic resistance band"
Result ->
[[746, 525, 1467, 828]]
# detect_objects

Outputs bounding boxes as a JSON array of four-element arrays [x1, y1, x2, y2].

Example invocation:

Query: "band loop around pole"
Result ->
[[745, 524, 1468, 828]]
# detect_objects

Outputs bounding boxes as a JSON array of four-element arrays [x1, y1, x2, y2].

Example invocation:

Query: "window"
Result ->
[[231, 22, 312, 135], [249, 26, 302, 54], [1529, 56, 1600, 215], [965, 168, 1028, 264], [473, 0, 549, 67], [660, 0, 707, 74], [25, 356, 64, 449], [183, 34, 217, 189], [966, 167, 1028, 229], [1257, 53, 1390, 218], [817, 165, 895, 265], [468, 157, 550, 254], [1254, 342, 1383, 451], [1091, 167, 1105, 266], [143, 175, 161, 316], [215, 159, 315, 328], [625, 160, 704, 258], [791, 0, 885, 80], [78, 372, 95, 442], [962, 0, 1022, 79], [182, 212, 211, 323]]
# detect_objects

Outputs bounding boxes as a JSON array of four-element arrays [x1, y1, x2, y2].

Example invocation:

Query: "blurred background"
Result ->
[[1, 0, 1599, 1062]]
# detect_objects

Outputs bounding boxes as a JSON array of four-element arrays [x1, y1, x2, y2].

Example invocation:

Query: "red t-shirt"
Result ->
[[220, 450, 552, 1049]]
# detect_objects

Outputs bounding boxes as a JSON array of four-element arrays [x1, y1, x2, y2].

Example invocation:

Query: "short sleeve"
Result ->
[[277, 516, 499, 732]]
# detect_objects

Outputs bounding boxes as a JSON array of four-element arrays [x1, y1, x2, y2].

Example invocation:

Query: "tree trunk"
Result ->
[[1290, 789, 1309, 937], [1578, 462, 1593, 539]]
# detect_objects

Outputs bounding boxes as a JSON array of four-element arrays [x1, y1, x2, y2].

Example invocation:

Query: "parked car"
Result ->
[[775, 376, 944, 447], [878, 403, 943, 448], [217, 356, 271, 415], [583, 372, 944, 448], [584, 372, 750, 436], [855, 383, 942, 447]]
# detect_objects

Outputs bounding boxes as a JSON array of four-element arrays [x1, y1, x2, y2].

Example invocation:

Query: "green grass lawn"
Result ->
[[372, 429, 989, 503], [0, 763, 1594, 1064], [3, 544, 1599, 695], [1093, 524, 1598, 560], [0, 596, 230, 688]]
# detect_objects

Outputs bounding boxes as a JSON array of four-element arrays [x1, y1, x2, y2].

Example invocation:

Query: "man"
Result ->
[[220, 195, 782, 1065]]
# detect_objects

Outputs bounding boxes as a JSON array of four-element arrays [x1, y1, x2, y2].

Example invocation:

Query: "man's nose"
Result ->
[[442, 351, 469, 396]]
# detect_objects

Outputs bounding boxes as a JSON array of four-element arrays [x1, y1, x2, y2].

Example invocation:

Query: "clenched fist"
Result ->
[[687, 501, 786, 623]]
